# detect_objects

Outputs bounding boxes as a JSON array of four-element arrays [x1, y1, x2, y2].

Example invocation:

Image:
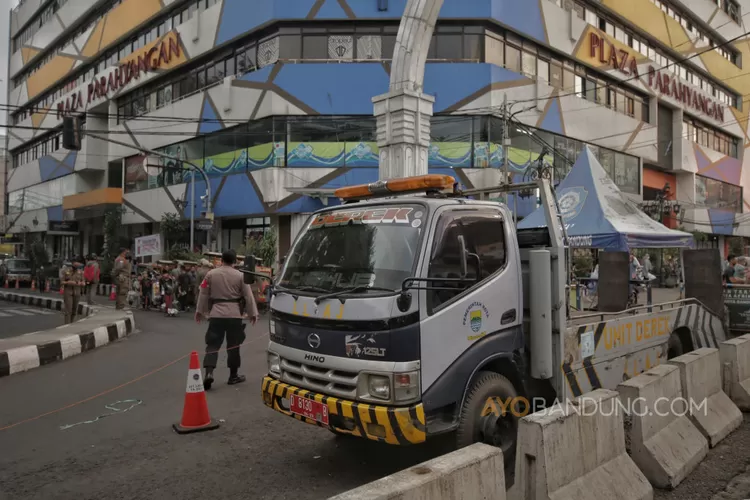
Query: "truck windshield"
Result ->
[[279, 204, 425, 293], [6, 260, 30, 270]]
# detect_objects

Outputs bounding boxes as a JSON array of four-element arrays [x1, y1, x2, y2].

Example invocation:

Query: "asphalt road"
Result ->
[[0, 309, 452, 500], [0, 301, 63, 339], [2, 305, 749, 500]]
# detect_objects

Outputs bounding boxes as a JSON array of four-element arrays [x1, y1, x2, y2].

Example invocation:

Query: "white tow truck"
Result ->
[[257, 173, 725, 474]]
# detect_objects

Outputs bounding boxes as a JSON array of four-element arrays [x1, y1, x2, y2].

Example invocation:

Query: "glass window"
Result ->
[[435, 33, 463, 59], [485, 35, 504, 67], [303, 35, 328, 59], [464, 33, 482, 60], [537, 58, 549, 82], [279, 204, 424, 293], [505, 44, 521, 72], [550, 59, 562, 88], [574, 75, 584, 98], [585, 78, 596, 101], [521, 50, 536, 77]]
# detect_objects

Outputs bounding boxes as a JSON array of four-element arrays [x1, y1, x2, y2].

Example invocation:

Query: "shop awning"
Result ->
[[63, 188, 123, 220]]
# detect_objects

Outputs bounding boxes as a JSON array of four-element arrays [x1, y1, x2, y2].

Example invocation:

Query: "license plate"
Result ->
[[289, 394, 329, 425]]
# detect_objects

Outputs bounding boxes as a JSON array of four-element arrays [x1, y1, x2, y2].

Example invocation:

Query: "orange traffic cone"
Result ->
[[173, 351, 219, 434], [3, 278, 8, 288], [109, 285, 117, 301], [31, 280, 36, 291], [45, 280, 50, 293], [15, 279, 19, 289]]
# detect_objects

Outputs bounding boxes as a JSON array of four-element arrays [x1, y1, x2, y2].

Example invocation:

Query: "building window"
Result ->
[[696, 174, 742, 212], [683, 117, 739, 158]]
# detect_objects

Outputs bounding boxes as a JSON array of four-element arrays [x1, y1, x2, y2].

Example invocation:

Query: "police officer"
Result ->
[[113, 248, 132, 310], [196, 249, 259, 390], [62, 255, 85, 324]]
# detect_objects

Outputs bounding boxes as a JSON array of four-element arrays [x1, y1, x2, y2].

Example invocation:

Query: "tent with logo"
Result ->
[[517, 146, 694, 251]]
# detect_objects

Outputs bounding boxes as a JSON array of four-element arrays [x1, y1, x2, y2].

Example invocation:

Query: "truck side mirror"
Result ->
[[457, 235, 469, 279]]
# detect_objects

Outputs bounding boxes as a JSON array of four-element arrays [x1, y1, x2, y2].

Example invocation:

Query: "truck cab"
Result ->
[[260, 174, 724, 476]]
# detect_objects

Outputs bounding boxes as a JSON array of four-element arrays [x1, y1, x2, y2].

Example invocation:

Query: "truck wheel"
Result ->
[[456, 371, 520, 475], [667, 333, 684, 359]]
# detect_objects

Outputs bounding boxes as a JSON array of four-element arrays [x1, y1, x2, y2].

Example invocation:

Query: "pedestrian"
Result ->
[[62, 255, 85, 324], [113, 248, 132, 310], [83, 254, 100, 305], [195, 249, 259, 390], [724, 254, 737, 284]]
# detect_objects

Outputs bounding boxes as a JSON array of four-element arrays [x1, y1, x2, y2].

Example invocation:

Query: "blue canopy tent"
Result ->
[[517, 146, 694, 251]]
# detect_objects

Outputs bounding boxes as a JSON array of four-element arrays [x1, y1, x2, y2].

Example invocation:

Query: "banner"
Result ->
[[135, 234, 162, 258], [724, 286, 750, 332]]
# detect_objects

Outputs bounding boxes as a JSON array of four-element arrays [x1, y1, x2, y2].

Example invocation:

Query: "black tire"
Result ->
[[455, 371, 520, 478], [667, 333, 684, 359]]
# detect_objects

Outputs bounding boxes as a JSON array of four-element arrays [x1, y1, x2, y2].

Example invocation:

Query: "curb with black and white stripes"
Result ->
[[0, 291, 93, 317], [0, 292, 135, 378]]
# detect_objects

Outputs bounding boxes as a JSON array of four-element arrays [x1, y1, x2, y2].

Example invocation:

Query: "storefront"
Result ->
[[47, 221, 81, 259]]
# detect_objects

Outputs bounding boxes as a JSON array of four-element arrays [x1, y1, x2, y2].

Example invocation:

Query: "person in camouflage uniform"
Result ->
[[62, 255, 85, 324], [113, 248, 132, 310]]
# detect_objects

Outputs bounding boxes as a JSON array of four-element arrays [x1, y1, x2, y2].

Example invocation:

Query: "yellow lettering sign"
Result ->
[[604, 316, 670, 350]]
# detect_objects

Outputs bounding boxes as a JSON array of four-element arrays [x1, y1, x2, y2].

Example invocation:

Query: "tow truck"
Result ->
[[257, 173, 726, 474]]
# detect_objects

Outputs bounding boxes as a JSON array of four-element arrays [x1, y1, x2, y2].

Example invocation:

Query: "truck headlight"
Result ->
[[368, 375, 390, 400], [267, 352, 281, 377], [394, 370, 420, 403]]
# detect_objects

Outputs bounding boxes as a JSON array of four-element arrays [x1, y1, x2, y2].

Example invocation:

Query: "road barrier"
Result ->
[[669, 348, 742, 447], [719, 334, 750, 411], [328, 443, 505, 500], [513, 389, 652, 500], [618, 364, 708, 489]]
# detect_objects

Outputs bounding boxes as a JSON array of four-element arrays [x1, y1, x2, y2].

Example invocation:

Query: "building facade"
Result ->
[[5, 0, 750, 263]]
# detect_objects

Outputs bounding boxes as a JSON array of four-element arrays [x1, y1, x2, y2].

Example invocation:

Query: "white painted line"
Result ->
[[7, 345, 40, 374], [93, 326, 109, 347], [0, 311, 10, 317], [8, 309, 35, 316]]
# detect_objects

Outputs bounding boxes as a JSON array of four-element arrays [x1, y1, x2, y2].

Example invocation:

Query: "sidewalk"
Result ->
[[0, 291, 135, 378]]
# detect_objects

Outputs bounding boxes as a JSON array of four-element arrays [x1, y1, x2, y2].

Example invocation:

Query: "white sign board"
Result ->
[[135, 234, 162, 258]]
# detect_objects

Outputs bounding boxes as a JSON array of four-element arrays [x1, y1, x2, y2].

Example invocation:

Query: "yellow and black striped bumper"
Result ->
[[261, 376, 427, 445]]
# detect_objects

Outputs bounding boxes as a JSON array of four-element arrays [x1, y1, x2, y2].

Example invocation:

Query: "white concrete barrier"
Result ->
[[513, 389, 652, 500], [719, 334, 750, 411], [669, 348, 742, 447], [328, 443, 504, 500], [618, 364, 708, 489]]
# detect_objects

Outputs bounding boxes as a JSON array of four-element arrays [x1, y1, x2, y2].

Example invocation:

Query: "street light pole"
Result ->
[[86, 133, 213, 250]]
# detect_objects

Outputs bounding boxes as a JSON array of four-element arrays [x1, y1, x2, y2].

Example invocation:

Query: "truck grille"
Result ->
[[280, 356, 358, 399]]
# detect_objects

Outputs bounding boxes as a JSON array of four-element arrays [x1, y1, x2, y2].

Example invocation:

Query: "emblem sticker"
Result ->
[[345, 334, 386, 358], [463, 302, 490, 341], [557, 186, 588, 222], [580, 329, 595, 359]]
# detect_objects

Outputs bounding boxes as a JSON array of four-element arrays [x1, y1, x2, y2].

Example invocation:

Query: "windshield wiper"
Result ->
[[313, 286, 395, 305]]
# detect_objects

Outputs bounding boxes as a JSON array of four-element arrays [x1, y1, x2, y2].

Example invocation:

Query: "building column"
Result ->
[[372, 0, 443, 180], [373, 91, 434, 179]]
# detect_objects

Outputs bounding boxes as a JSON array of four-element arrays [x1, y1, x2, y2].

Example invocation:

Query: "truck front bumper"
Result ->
[[261, 376, 427, 445]]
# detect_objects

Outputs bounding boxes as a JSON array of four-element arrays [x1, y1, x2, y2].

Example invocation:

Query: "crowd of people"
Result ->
[[723, 254, 750, 284], [129, 259, 214, 316]]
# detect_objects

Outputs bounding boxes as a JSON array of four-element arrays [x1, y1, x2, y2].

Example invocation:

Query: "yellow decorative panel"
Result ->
[[97, 0, 162, 50], [601, 0, 673, 48], [20, 47, 39, 64], [26, 55, 77, 98], [81, 18, 106, 57], [31, 107, 50, 129]]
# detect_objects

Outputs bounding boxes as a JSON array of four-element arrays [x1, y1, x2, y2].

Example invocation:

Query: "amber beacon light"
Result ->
[[335, 174, 456, 200]]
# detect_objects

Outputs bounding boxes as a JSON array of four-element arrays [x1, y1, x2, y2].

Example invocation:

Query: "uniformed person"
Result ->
[[62, 255, 85, 324], [113, 248, 132, 310], [196, 249, 259, 390]]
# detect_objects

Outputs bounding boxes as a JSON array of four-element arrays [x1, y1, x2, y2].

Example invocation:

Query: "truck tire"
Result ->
[[455, 371, 519, 476], [667, 333, 684, 359]]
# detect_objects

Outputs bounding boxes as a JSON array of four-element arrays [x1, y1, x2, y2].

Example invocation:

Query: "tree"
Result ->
[[101, 207, 124, 280], [729, 236, 745, 256], [161, 212, 186, 259], [28, 238, 49, 275], [258, 229, 278, 268]]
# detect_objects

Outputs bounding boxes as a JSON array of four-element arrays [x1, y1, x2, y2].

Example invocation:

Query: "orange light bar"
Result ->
[[335, 174, 455, 200]]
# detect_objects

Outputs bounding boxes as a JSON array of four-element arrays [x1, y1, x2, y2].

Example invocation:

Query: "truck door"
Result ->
[[418, 207, 523, 408]]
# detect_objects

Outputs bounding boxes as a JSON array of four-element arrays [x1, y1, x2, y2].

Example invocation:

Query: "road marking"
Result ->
[[0, 311, 10, 317], [7, 309, 35, 316]]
